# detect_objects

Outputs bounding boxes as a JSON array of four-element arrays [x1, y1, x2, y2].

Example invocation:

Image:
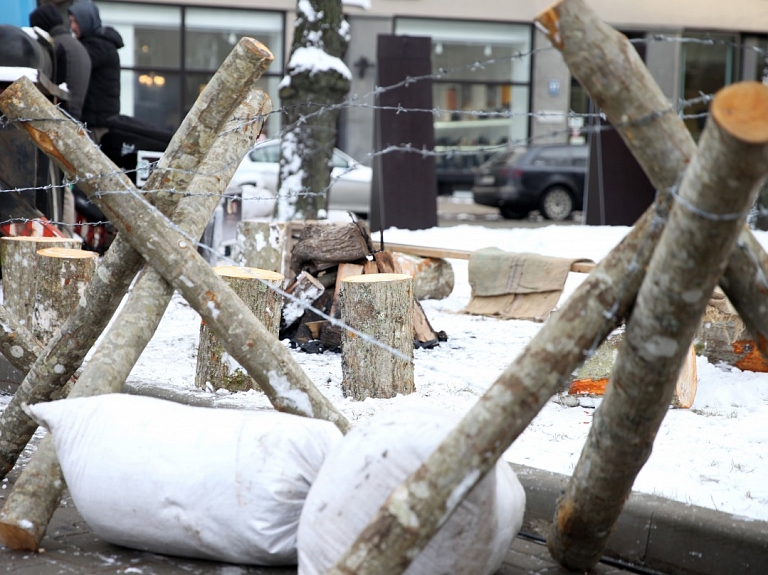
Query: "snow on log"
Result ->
[[549, 81, 768, 571], [31, 248, 98, 344], [234, 220, 291, 277], [569, 332, 698, 408], [340, 273, 414, 400], [536, 0, 768, 369], [0, 236, 82, 329], [283, 271, 325, 327], [196, 266, 284, 392]]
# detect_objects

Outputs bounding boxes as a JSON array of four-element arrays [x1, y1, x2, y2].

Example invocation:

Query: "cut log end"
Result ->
[[241, 37, 274, 60], [342, 273, 411, 284], [0, 522, 39, 551], [212, 265, 284, 282], [711, 82, 768, 144], [534, 5, 565, 50], [36, 247, 98, 260]]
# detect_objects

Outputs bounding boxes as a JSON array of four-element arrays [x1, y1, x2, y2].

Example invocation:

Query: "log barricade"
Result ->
[[0, 236, 82, 328], [195, 266, 284, 392], [340, 273, 414, 400], [32, 247, 98, 344]]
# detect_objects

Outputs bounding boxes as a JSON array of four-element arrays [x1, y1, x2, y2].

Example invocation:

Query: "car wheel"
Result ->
[[500, 205, 528, 220], [540, 187, 574, 221]]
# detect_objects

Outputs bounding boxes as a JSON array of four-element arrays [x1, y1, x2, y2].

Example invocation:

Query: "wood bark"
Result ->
[[549, 82, 768, 571], [196, 266, 284, 392], [392, 252, 455, 301], [290, 222, 369, 274], [340, 273, 414, 400], [569, 332, 698, 409], [537, 0, 768, 370], [0, 236, 82, 329], [0, 77, 349, 430], [283, 270, 325, 327], [0, 305, 43, 374], [276, 0, 351, 221], [31, 248, 98, 344], [0, 49, 276, 547], [234, 220, 291, 276]]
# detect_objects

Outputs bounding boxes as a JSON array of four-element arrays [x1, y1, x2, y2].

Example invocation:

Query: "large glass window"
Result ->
[[395, 18, 531, 190], [681, 32, 735, 140], [100, 3, 284, 136]]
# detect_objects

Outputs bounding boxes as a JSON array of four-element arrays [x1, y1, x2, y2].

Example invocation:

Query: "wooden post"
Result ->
[[340, 273, 414, 400], [234, 220, 291, 277], [195, 266, 284, 392], [0, 236, 82, 328], [549, 82, 768, 571], [32, 248, 98, 344]]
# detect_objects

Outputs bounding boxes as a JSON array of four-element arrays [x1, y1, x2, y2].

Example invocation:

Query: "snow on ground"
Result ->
[[54, 222, 768, 523]]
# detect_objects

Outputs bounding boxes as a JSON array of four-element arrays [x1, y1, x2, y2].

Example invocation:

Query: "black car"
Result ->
[[472, 144, 588, 220]]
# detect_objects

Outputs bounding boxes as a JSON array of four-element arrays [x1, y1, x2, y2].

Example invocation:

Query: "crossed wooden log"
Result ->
[[1, 3, 768, 572], [0, 37, 349, 550]]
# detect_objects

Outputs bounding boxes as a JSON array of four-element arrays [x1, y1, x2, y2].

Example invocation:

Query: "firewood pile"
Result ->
[[273, 220, 447, 352]]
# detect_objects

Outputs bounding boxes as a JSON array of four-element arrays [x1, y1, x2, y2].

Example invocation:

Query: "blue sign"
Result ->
[[1, 0, 37, 28]]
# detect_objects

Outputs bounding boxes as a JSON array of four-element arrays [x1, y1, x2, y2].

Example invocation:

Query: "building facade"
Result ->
[[96, 0, 768, 173]]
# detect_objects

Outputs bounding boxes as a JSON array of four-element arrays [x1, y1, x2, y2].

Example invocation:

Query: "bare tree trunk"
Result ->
[[0, 89, 274, 551], [0, 38, 276, 483], [537, 0, 768, 369], [31, 248, 98, 344], [196, 266, 284, 392], [0, 77, 349, 431], [276, 0, 351, 220], [0, 236, 82, 329], [340, 273, 414, 400], [549, 82, 768, 571], [0, 306, 43, 374]]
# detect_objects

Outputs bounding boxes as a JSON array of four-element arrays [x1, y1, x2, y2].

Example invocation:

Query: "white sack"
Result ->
[[297, 407, 526, 575], [26, 394, 343, 565]]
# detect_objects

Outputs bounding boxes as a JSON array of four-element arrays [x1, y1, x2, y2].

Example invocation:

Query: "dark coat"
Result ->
[[29, 4, 91, 120], [69, 2, 123, 128]]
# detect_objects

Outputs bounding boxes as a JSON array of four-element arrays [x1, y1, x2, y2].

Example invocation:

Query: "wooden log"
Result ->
[[569, 332, 698, 409], [550, 82, 768, 571], [0, 236, 82, 328], [31, 247, 98, 344], [283, 270, 325, 328], [340, 273, 414, 400], [289, 222, 369, 274], [392, 252, 455, 300], [234, 220, 291, 277], [0, 77, 349, 431], [537, 0, 768, 375], [329, 262, 365, 318], [195, 266, 283, 392]]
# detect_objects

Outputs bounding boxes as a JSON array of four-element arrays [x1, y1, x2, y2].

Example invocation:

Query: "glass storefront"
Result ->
[[395, 18, 532, 191], [100, 3, 284, 136]]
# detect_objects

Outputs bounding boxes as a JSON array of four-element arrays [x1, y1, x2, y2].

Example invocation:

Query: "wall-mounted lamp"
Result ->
[[353, 55, 375, 79]]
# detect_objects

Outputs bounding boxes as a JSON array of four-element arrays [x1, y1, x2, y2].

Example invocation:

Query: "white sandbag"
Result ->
[[26, 394, 343, 565], [297, 407, 526, 575]]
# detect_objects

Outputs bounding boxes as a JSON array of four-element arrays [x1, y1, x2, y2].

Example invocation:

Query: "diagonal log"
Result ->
[[0, 38, 276, 481], [536, 0, 768, 361], [549, 82, 768, 570], [0, 89, 271, 551], [0, 77, 350, 433]]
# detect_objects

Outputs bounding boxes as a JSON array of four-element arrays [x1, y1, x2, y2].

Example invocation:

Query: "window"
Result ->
[[100, 3, 284, 136]]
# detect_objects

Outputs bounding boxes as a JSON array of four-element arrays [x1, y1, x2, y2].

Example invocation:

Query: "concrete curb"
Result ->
[[510, 463, 768, 575]]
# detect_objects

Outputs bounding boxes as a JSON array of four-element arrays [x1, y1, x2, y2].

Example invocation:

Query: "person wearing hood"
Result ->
[[29, 3, 91, 122], [68, 0, 124, 141]]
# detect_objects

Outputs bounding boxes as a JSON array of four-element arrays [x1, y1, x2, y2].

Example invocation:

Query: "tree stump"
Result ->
[[0, 236, 82, 328], [32, 247, 98, 344], [195, 266, 284, 392], [234, 220, 291, 277], [340, 273, 414, 400]]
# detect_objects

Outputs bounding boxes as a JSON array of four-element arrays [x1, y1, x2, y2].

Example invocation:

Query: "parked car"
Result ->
[[227, 139, 373, 218], [434, 146, 497, 196], [472, 144, 588, 221]]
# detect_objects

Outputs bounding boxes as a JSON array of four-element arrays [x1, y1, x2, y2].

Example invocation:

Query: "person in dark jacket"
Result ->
[[68, 1, 123, 141], [29, 3, 92, 122]]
